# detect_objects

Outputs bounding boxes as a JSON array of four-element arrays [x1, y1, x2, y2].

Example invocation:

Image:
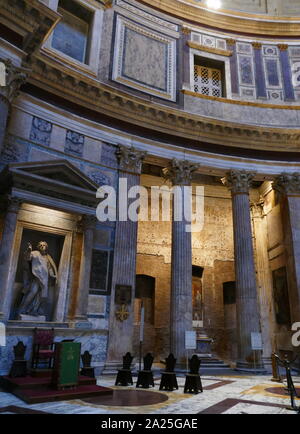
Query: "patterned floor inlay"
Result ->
[[198, 398, 288, 414], [203, 379, 235, 390], [0, 405, 50, 414], [80, 390, 169, 406], [242, 383, 300, 400], [265, 386, 300, 398]]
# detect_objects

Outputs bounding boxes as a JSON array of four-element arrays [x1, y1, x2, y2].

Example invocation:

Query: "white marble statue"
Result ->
[[18, 241, 58, 318]]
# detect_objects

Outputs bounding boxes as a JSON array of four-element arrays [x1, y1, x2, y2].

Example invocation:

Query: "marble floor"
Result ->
[[0, 372, 299, 414]]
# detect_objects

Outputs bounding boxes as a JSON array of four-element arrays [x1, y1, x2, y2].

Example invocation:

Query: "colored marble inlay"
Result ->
[[122, 27, 168, 92], [227, 41, 239, 94], [265, 59, 279, 87], [253, 47, 267, 98], [239, 56, 253, 85], [279, 49, 295, 100]]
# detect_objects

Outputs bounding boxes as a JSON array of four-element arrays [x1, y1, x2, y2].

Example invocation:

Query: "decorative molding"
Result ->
[[116, 0, 179, 32], [162, 159, 199, 185], [182, 89, 300, 110], [136, 0, 300, 36], [6, 196, 23, 214], [221, 170, 256, 194], [226, 39, 236, 46], [181, 27, 191, 35], [272, 173, 300, 195], [277, 44, 289, 51], [0, 0, 60, 55], [25, 55, 300, 153], [187, 41, 232, 57], [116, 145, 147, 174], [252, 42, 262, 49]]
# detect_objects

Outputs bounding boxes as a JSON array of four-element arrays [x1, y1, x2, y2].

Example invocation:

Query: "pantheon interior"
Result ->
[[0, 0, 300, 408]]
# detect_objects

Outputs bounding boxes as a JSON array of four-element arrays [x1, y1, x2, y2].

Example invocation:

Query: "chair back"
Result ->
[[13, 341, 26, 360], [165, 353, 176, 372], [123, 352, 133, 370], [81, 351, 92, 368], [33, 328, 54, 346], [143, 353, 154, 371], [189, 355, 201, 374]]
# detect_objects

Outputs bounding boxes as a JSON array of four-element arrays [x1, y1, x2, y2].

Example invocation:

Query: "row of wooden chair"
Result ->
[[115, 352, 203, 394]]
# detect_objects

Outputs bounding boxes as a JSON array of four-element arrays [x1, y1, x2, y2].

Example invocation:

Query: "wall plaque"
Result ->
[[89, 250, 109, 292], [115, 284, 132, 305]]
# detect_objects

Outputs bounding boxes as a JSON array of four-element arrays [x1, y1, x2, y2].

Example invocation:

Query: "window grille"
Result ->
[[194, 65, 222, 97]]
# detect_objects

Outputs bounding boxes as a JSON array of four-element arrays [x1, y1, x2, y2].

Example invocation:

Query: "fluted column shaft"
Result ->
[[0, 59, 27, 153], [273, 173, 300, 322], [223, 171, 264, 370], [75, 215, 97, 321], [251, 201, 275, 366], [105, 146, 147, 370], [164, 159, 198, 364], [0, 197, 22, 320]]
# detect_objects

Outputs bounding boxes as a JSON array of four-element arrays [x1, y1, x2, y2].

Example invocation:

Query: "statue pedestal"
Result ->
[[19, 314, 46, 322], [196, 333, 213, 358]]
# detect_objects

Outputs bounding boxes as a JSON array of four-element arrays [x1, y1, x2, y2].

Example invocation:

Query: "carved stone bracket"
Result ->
[[116, 145, 147, 174], [80, 214, 98, 231], [162, 158, 199, 185], [272, 173, 300, 195], [221, 170, 256, 194], [0, 59, 28, 105]]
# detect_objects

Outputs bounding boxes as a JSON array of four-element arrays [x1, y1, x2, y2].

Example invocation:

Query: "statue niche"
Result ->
[[12, 230, 64, 321]]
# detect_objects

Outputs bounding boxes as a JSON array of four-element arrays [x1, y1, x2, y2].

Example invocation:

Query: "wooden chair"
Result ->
[[136, 353, 154, 389], [115, 352, 134, 386], [80, 351, 95, 378], [159, 353, 178, 391], [184, 354, 203, 394], [31, 328, 55, 369]]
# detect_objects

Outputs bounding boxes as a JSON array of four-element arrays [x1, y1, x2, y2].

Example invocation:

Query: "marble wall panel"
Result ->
[[112, 15, 176, 101]]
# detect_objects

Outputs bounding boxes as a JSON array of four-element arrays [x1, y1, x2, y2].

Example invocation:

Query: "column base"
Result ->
[[102, 361, 129, 375], [235, 360, 266, 373]]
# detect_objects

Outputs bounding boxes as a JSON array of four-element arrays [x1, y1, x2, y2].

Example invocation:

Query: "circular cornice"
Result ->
[[138, 0, 300, 37]]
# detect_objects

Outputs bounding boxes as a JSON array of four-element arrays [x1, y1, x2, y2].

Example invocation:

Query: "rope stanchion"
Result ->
[[270, 352, 282, 382], [274, 353, 300, 413]]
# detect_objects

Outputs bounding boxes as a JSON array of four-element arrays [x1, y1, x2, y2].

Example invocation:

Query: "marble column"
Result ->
[[0, 59, 27, 154], [74, 215, 97, 324], [104, 146, 147, 372], [222, 171, 264, 370], [278, 45, 295, 101], [0, 197, 22, 321], [251, 199, 275, 368], [252, 43, 267, 99], [272, 173, 300, 323], [163, 159, 198, 365]]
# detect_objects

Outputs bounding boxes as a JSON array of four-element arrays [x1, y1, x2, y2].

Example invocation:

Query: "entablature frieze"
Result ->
[[25, 54, 300, 154]]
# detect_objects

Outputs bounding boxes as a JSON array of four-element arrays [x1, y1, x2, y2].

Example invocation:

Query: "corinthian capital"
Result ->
[[272, 173, 300, 195], [116, 145, 147, 174], [221, 170, 256, 194], [0, 59, 28, 105], [162, 159, 199, 185]]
